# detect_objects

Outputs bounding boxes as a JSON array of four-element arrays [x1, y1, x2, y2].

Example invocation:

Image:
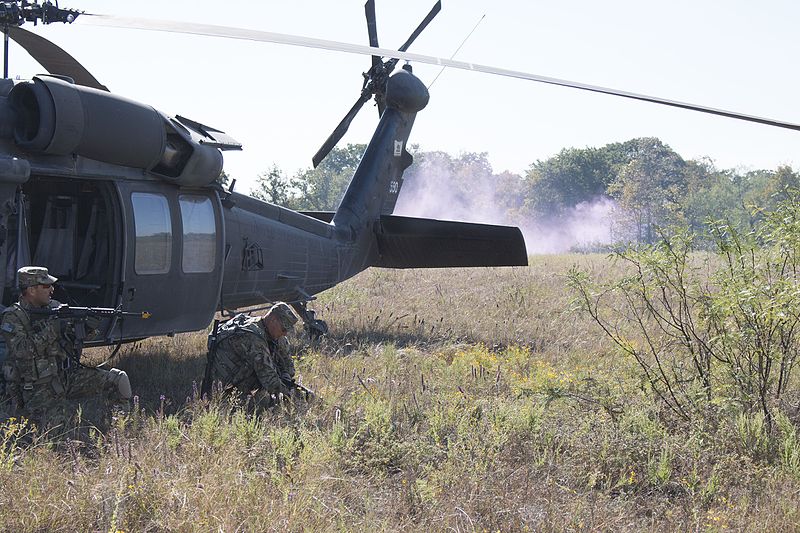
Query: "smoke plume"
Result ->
[[394, 154, 617, 254]]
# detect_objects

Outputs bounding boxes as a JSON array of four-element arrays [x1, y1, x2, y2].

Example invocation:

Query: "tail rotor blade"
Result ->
[[383, 0, 441, 77], [312, 91, 371, 168], [398, 0, 441, 53], [364, 0, 380, 70], [319, 0, 441, 164]]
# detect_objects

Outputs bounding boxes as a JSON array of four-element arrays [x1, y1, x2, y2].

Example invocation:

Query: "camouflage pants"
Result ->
[[67, 366, 126, 402], [214, 382, 302, 413], [17, 366, 127, 428]]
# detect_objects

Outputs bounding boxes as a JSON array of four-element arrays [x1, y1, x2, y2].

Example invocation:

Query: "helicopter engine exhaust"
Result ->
[[8, 75, 225, 186]]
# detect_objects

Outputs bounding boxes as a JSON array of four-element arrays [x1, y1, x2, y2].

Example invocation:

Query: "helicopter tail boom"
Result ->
[[327, 66, 528, 273], [331, 67, 427, 241]]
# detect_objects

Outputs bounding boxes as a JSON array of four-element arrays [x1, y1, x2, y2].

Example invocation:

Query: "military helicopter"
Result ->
[[0, 0, 533, 345], [0, 0, 798, 348]]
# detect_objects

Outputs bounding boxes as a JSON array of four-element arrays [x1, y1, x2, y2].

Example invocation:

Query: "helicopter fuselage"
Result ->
[[0, 150, 363, 342], [0, 68, 526, 347]]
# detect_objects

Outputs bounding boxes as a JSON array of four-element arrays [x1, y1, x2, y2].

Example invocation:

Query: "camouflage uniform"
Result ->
[[274, 336, 294, 383], [209, 315, 295, 400], [1, 299, 129, 426]]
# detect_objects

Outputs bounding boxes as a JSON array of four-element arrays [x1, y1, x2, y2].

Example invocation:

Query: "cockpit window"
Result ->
[[131, 192, 172, 274], [179, 195, 216, 273]]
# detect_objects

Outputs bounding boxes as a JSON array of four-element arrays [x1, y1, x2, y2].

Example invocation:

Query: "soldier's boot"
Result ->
[[107, 369, 131, 417]]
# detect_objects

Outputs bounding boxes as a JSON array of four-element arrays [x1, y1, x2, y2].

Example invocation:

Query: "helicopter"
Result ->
[[0, 0, 533, 345], [0, 0, 798, 348]]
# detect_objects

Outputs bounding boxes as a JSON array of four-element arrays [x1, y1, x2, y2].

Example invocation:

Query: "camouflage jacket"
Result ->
[[1, 300, 67, 408], [209, 314, 295, 397]]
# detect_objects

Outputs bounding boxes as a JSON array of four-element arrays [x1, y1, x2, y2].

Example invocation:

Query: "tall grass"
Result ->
[[2, 255, 800, 531]]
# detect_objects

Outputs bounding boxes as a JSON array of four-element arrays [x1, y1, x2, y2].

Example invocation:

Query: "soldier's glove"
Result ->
[[280, 387, 297, 402]]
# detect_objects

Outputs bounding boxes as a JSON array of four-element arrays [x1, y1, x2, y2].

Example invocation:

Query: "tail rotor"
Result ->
[[311, 0, 441, 168]]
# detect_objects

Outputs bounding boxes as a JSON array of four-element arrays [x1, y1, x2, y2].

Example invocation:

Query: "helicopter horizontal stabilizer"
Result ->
[[374, 215, 528, 268]]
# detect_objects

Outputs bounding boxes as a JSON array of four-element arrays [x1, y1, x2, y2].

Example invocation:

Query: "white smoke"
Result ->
[[395, 155, 619, 254], [395, 155, 507, 225], [517, 197, 618, 254]]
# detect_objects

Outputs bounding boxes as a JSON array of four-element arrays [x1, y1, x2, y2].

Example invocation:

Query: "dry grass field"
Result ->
[[2, 254, 800, 531]]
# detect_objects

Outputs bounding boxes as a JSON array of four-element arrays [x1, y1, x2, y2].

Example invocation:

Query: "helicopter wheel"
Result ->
[[304, 317, 329, 339], [290, 302, 328, 339]]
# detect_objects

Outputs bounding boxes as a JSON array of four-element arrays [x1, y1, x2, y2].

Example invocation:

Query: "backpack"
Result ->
[[200, 313, 264, 397]]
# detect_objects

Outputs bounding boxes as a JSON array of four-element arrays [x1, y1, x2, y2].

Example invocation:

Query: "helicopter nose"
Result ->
[[385, 69, 429, 114]]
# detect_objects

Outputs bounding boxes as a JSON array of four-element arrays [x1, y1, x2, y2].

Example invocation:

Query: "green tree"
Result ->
[[570, 194, 800, 430], [290, 144, 367, 210], [678, 161, 763, 245], [251, 165, 295, 207], [522, 146, 617, 220], [742, 166, 800, 217], [607, 138, 688, 243], [248, 144, 368, 210], [216, 170, 231, 187]]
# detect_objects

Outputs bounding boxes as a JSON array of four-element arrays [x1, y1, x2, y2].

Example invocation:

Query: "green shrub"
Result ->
[[570, 195, 800, 432]]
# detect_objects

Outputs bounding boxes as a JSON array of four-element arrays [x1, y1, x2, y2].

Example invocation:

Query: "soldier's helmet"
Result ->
[[17, 266, 58, 290], [267, 302, 299, 331]]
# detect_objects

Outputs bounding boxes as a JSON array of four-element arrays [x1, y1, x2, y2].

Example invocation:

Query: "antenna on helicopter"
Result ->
[[0, 0, 80, 78]]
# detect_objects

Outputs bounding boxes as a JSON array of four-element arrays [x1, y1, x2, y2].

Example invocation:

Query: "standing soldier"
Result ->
[[204, 302, 302, 404], [1, 266, 132, 428]]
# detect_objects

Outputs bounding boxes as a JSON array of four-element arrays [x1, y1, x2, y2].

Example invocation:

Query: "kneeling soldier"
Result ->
[[1, 266, 131, 427], [205, 302, 299, 403]]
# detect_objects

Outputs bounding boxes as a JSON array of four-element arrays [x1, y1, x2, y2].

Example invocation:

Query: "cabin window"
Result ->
[[179, 195, 216, 273], [131, 192, 172, 274]]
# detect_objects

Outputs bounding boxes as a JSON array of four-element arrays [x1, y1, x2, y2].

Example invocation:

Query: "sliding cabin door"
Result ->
[[118, 182, 223, 339]]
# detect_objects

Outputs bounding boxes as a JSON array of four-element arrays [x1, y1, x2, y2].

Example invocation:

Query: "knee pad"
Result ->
[[109, 368, 132, 399]]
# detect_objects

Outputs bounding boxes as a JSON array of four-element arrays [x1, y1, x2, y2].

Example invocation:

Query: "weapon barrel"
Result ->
[[27, 305, 151, 319], [281, 377, 315, 400]]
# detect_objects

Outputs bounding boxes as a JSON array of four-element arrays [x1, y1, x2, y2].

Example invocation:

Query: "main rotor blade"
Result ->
[[82, 15, 800, 133], [398, 0, 441, 53], [313, 91, 372, 168], [7, 26, 107, 91], [364, 0, 380, 70]]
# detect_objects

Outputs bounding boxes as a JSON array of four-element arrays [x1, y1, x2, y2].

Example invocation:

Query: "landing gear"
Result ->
[[290, 301, 328, 339]]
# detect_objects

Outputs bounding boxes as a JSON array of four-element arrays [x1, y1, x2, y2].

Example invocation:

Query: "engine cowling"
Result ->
[[8, 76, 232, 186]]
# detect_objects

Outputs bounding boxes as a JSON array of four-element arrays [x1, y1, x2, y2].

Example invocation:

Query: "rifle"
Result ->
[[28, 304, 151, 367], [28, 304, 151, 321], [281, 376, 315, 402]]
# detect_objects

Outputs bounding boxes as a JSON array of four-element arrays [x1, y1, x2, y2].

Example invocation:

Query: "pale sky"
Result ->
[[8, 0, 800, 192]]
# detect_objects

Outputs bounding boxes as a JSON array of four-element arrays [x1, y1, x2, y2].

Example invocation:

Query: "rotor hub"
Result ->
[[0, 1, 80, 27]]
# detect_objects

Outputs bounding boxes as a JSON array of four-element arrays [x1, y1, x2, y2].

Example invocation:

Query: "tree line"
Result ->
[[243, 137, 799, 248]]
